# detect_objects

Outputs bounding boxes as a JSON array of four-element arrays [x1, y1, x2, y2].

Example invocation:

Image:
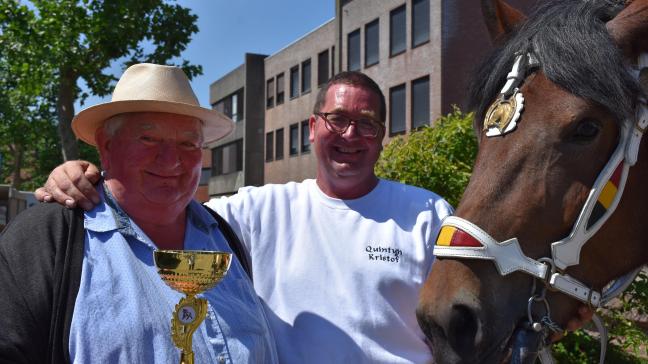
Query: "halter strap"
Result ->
[[433, 51, 648, 364]]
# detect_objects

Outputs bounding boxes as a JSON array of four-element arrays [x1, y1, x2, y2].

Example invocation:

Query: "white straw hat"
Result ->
[[72, 63, 233, 146]]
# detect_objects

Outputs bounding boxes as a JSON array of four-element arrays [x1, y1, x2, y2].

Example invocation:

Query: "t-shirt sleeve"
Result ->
[[204, 189, 255, 253]]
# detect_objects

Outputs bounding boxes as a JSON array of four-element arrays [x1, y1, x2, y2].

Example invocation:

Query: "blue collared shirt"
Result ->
[[69, 185, 278, 363]]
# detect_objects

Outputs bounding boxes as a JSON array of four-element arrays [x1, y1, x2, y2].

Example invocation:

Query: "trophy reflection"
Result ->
[[154, 250, 232, 364]]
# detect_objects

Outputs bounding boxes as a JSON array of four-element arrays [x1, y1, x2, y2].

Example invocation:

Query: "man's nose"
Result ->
[[342, 121, 361, 139], [157, 141, 181, 166]]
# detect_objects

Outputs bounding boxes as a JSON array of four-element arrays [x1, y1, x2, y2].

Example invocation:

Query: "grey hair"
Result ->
[[103, 114, 126, 138]]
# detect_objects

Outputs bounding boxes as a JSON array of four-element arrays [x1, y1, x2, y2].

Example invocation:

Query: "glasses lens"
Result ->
[[324, 114, 350, 132], [356, 119, 380, 137]]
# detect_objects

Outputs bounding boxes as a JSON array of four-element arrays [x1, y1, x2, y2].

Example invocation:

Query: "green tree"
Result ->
[[0, 0, 202, 175], [0, 2, 59, 189], [376, 107, 647, 363], [375, 106, 477, 208]]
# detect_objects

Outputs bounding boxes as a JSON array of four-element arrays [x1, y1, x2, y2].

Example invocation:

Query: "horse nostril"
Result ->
[[447, 304, 479, 354]]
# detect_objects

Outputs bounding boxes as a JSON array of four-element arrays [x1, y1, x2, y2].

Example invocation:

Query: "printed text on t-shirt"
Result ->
[[366, 245, 402, 263]]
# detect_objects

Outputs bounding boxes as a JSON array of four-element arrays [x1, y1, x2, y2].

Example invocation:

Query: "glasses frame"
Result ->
[[315, 112, 384, 138]]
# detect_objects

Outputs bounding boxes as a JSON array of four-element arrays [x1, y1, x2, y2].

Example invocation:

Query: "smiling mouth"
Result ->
[[146, 171, 181, 179], [334, 146, 363, 154]]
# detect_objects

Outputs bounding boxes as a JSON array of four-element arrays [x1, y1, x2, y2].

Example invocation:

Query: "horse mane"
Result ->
[[467, 0, 641, 125]]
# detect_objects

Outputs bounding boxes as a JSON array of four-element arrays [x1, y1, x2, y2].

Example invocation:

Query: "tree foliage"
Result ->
[[375, 107, 647, 363], [0, 0, 201, 189], [375, 106, 477, 208]]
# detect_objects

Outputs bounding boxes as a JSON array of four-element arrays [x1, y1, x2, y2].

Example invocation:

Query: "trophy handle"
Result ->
[[171, 295, 208, 364]]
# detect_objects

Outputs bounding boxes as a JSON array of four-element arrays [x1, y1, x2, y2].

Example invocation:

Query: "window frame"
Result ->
[[266, 78, 274, 109], [411, 76, 430, 129], [347, 28, 361, 71], [300, 120, 311, 153], [301, 59, 312, 94], [290, 66, 300, 99], [265, 131, 274, 162], [212, 139, 243, 176], [365, 18, 380, 68], [318, 49, 330, 86], [289, 123, 299, 156], [412, 0, 430, 48], [389, 83, 407, 136], [276, 72, 285, 105], [390, 4, 407, 57], [275, 128, 285, 160]]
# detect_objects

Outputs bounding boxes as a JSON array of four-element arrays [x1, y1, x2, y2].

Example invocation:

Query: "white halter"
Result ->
[[434, 51, 648, 364]]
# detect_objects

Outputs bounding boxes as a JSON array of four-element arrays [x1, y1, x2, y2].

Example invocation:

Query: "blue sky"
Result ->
[[76, 1, 335, 110]]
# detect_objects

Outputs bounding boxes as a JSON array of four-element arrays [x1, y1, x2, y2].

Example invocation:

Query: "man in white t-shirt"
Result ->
[[37, 71, 453, 363]]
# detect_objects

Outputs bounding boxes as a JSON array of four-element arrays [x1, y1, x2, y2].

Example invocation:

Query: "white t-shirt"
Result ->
[[206, 179, 453, 363]]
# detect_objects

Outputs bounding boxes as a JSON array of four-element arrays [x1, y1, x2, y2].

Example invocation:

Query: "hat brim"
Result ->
[[72, 100, 234, 146]]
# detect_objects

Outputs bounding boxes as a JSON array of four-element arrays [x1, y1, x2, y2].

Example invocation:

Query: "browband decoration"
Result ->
[[483, 52, 539, 137]]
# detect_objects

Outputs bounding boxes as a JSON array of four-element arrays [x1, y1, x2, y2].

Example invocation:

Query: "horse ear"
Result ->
[[606, 0, 648, 62], [481, 0, 527, 43]]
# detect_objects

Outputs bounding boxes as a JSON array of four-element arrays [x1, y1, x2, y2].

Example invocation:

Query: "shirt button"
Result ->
[[218, 354, 226, 363]]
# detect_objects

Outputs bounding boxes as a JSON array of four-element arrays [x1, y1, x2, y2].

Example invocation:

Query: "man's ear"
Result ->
[[95, 128, 111, 171], [309, 114, 317, 144]]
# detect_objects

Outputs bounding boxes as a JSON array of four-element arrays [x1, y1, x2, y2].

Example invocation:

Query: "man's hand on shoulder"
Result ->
[[35, 160, 102, 211]]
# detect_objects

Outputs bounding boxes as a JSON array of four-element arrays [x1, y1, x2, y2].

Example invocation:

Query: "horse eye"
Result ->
[[570, 119, 601, 142]]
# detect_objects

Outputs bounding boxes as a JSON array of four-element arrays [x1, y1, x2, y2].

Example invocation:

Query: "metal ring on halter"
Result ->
[[537, 257, 556, 282], [527, 295, 551, 332]]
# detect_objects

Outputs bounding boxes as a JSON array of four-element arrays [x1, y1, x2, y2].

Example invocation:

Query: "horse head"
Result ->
[[417, 1, 648, 363]]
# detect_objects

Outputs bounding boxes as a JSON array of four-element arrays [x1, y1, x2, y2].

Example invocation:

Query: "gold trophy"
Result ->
[[154, 250, 232, 364]]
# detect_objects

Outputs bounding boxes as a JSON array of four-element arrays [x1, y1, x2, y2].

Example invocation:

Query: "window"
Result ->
[[213, 88, 244, 122], [412, 76, 430, 129], [318, 49, 329, 86], [390, 5, 406, 56], [275, 128, 284, 160], [390, 84, 406, 134], [301, 120, 310, 153], [365, 19, 379, 67], [331, 46, 336, 76], [276, 73, 285, 105], [347, 29, 361, 71], [266, 131, 274, 162], [212, 139, 243, 175], [266, 78, 274, 108], [290, 66, 299, 98], [289, 124, 299, 155], [412, 0, 430, 47], [301, 59, 311, 93], [199, 168, 211, 185]]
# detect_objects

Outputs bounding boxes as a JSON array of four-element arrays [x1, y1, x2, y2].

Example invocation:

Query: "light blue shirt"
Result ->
[[69, 185, 278, 363]]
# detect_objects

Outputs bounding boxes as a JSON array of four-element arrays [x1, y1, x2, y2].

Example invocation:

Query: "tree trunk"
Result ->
[[57, 68, 79, 161], [9, 143, 23, 189]]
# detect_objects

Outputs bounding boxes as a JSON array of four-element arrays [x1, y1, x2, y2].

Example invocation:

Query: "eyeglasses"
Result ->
[[315, 112, 384, 138]]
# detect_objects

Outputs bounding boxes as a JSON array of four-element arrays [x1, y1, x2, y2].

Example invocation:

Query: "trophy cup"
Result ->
[[154, 250, 232, 364]]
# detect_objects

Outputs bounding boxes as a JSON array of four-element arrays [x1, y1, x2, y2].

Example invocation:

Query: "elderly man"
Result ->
[[0, 63, 277, 363], [37, 71, 452, 363]]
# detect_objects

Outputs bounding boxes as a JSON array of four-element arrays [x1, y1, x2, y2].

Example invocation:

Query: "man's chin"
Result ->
[[331, 162, 361, 177]]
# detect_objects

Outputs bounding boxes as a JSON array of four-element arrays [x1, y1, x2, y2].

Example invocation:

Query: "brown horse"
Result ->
[[417, 0, 648, 363]]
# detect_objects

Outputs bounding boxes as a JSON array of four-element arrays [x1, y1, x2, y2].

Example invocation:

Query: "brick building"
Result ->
[[204, 0, 537, 198]]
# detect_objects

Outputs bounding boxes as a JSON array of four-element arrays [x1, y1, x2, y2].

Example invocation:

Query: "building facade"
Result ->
[[263, 20, 336, 184], [206, 0, 537, 194], [206, 53, 266, 198]]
